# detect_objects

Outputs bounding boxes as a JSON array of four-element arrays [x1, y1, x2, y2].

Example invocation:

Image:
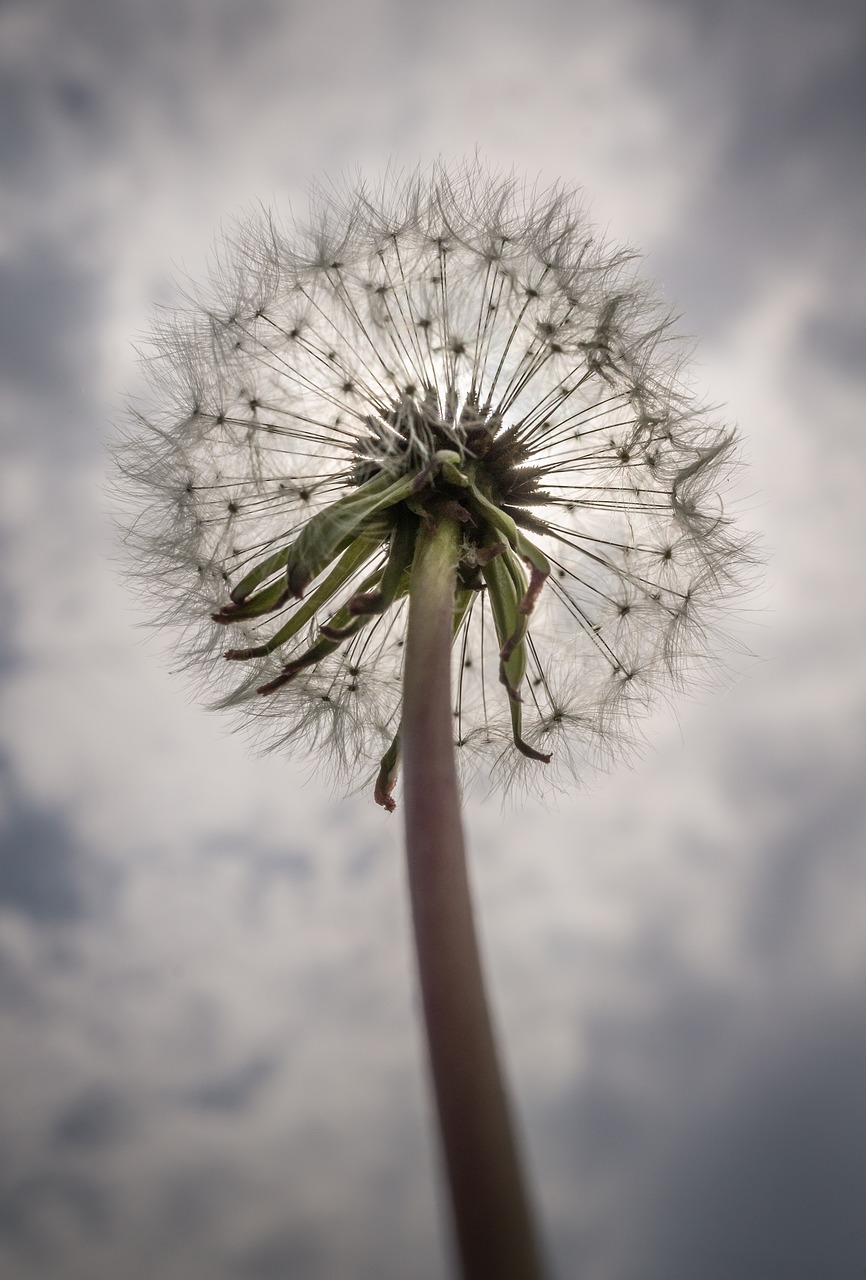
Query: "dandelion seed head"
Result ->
[[119, 159, 752, 798]]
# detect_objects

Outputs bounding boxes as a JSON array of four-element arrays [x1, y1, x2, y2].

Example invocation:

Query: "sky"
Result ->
[[1, 1, 865, 1277]]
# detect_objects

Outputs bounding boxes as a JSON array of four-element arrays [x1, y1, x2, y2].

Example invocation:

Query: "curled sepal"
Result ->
[[256, 570, 382, 694], [481, 547, 551, 764], [285, 471, 419, 600], [348, 512, 420, 617], [463, 482, 550, 657], [229, 544, 292, 606], [497, 539, 547, 663], [256, 632, 349, 695], [374, 727, 401, 812], [224, 532, 383, 660], [215, 516, 391, 627], [213, 574, 292, 625], [257, 559, 411, 696]]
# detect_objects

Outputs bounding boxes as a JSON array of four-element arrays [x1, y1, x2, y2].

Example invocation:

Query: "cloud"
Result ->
[[642, 0, 866, 334], [0, 240, 101, 411], [52, 1086, 132, 1151], [0, 0, 864, 1277], [635, 1003, 866, 1280], [0, 1171, 111, 1265], [0, 753, 90, 923], [182, 1054, 278, 1115], [232, 1227, 325, 1280], [540, 977, 866, 1280]]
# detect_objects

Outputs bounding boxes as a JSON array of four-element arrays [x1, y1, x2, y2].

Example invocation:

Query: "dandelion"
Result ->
[[120, 160, 749, 1280]]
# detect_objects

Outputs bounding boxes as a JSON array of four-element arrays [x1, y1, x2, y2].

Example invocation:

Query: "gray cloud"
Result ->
[[799, 266, 866, 379], [0, 535, 16, 681], [636, 1006, 866, 1280], [232, 1227, 325, 1280], [538, 947, 866, 1279], [52, 1085, 132, 1151], [640, 2, 866, 338], [0, 0, 311, 220], [0, 1170, 110, 1262], [182, 1054, 278, 1114], [742, 751, 866, 969], [0, 753, 88, 922], [0, 240, 100, 407]]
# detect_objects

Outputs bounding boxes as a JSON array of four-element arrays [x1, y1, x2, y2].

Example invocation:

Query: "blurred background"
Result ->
[[1, 1, 865, 1277]]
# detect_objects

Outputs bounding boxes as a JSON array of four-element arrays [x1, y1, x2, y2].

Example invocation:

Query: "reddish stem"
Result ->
[[401, 517, 547, 1280]]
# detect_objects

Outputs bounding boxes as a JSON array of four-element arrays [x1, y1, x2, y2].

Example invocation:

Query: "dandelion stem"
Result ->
[[402, 516, 547, 1280]]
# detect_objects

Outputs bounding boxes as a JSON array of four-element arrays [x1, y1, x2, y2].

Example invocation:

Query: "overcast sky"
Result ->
[[1, 1, 865, 1277]]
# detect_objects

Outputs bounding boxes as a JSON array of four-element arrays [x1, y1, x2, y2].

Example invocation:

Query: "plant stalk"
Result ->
[[401, 516, 546, 1280]]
